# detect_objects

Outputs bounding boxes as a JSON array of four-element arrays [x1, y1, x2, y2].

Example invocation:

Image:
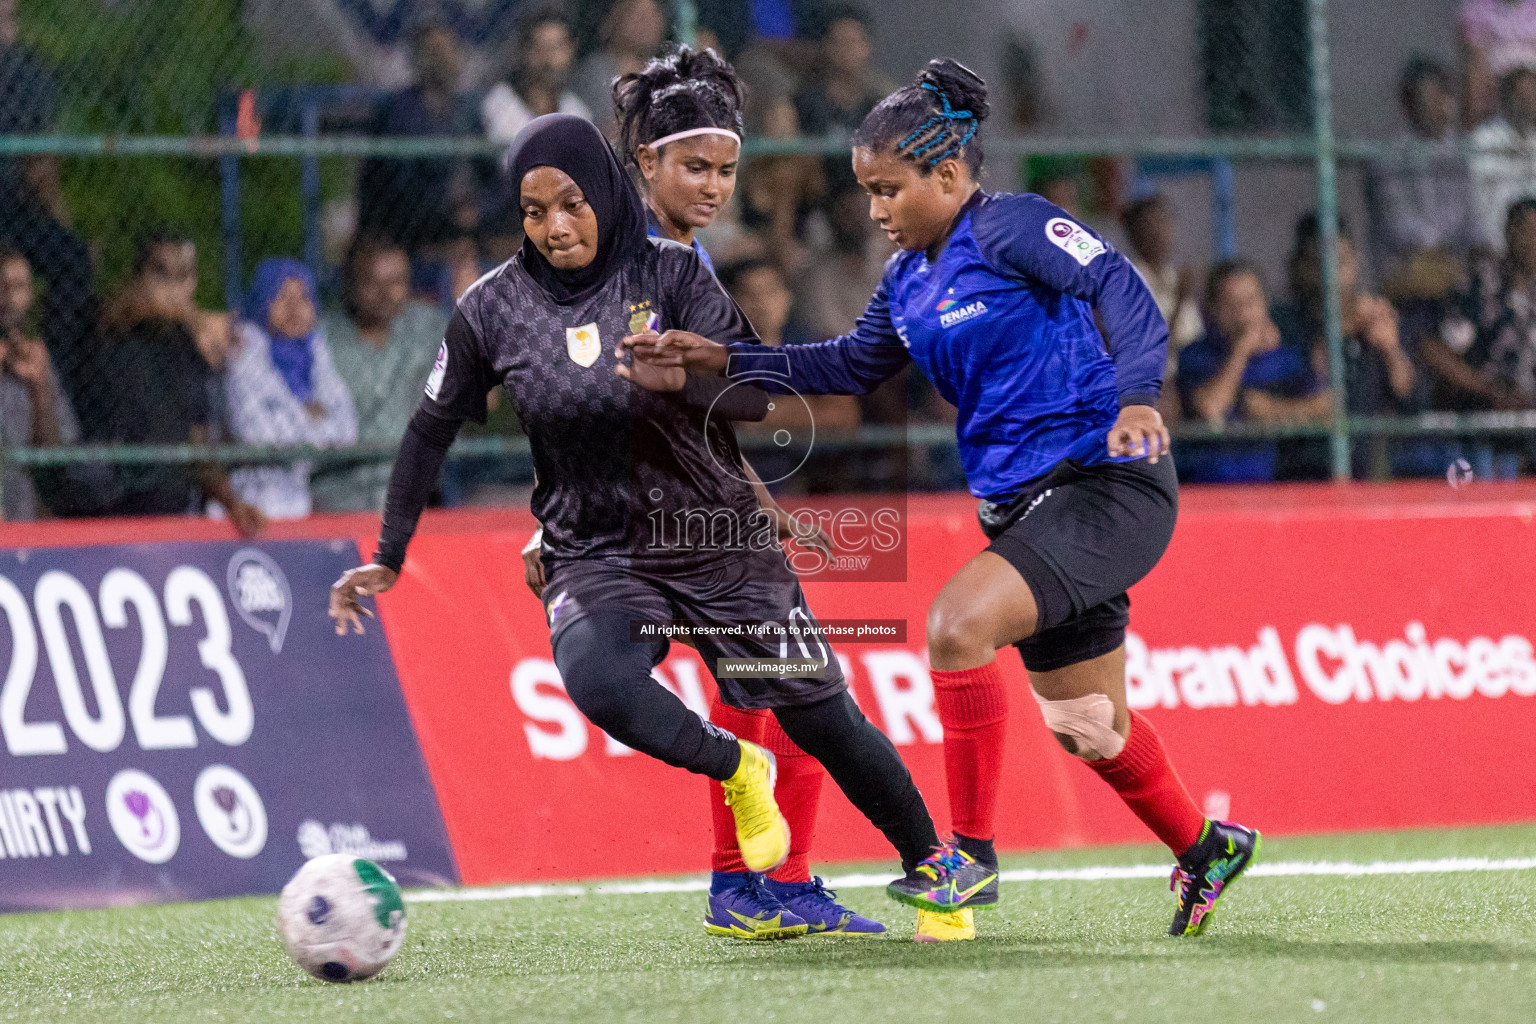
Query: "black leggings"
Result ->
[[554, 611, 741, 779], [553, 611, 938, 873], [773, 691, 938, 874]]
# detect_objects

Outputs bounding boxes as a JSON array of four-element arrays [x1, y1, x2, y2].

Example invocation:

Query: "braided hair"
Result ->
[[852, 58, 990, 176], [612, 46, 745, 168]]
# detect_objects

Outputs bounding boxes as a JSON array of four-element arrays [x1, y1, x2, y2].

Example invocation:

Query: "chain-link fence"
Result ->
[[0, 0, 1529, 527]]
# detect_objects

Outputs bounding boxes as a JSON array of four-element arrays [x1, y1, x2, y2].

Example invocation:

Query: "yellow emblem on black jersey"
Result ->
[[566, 323, 601, 367]]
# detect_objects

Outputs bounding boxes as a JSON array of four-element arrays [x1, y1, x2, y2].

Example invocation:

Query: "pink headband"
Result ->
[[645, 126, 742, 150]]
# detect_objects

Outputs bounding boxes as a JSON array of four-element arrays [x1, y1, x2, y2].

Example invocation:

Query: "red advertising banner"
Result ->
[[9, 482, 1534, 890], [367, 483, 1536, 886]]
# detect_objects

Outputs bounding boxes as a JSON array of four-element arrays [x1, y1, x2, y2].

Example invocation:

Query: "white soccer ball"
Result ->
[[277, 854, 407, 982]]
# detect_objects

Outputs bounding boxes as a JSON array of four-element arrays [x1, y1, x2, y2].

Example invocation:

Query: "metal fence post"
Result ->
[[218, 99, 245, 314], [301, 101, 322, 283], [1212, 158, 1236, 260], [1308, 0, 1350, 481], [674, 0, 698, 47]]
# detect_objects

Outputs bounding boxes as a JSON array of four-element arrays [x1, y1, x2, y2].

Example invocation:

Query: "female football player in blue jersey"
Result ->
[[329, 112, 993, 928], [622, 59, 1261, 943], [606, 45, 881, 938]]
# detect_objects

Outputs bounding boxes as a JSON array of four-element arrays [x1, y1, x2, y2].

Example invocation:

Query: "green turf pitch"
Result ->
[[3, 825, 1535, 1024]]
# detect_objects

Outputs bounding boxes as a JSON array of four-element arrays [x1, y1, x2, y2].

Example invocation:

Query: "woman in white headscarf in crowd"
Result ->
[[226, 258, 356, 519]]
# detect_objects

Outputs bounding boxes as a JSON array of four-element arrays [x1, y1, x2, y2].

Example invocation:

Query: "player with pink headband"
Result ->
[[518, 46, 873, 939], [611, 45, 888, 940], [613, 46, 742, 272]]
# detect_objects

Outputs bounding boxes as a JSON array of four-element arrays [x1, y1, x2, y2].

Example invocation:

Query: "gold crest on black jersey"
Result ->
[[566, 322, 601, 367]]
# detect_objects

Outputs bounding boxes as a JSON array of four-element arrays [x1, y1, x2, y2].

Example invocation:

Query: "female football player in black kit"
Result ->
[[327, 113, 992, 915]]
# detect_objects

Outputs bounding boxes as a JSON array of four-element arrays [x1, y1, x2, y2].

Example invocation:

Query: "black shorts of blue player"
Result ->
[[980, 454, 1178, 673]]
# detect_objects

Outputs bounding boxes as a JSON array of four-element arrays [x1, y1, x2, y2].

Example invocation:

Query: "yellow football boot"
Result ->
[[720, 740, 790, 873], [913, 907, 976, 942]]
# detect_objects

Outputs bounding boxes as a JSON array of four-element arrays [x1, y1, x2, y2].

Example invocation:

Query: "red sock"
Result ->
[[930, 662, 1009, 841], [1087, 710, 1206, 855], [708, 697, 768, 874], [762, 715, 823, 884]]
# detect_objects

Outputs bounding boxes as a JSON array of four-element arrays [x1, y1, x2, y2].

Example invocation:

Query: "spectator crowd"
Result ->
[[3, 0, 1536, 529]]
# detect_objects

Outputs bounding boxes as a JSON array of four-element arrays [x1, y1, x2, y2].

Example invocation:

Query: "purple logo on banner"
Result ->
[[0, 539, 458, 913]]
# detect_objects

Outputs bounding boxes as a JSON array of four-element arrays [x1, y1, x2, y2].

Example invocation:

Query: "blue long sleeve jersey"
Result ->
[[724, 192, 1169, 501]]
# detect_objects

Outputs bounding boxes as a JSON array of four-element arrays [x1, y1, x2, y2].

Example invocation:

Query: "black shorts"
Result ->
[[981, 456, 1178, 673], [543, 553, 847, 710]]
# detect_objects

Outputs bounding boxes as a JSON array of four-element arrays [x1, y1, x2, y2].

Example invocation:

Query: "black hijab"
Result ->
[[504, 114, 650, 304]]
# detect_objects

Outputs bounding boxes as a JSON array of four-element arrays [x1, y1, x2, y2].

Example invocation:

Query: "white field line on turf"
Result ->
[[405, 856, 1536, 904]]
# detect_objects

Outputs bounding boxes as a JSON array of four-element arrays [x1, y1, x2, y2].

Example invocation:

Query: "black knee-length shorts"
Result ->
[[542, 551, 848, 710], [980, 455, 1178, 673]]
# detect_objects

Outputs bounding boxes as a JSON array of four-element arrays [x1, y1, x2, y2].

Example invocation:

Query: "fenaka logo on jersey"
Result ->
[[628, 300, 659, 335], [939, 300, 987, 328], [567, 323, 601, 367], [1046, 217, 1106, 267], [425, 340, 448, 399]]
